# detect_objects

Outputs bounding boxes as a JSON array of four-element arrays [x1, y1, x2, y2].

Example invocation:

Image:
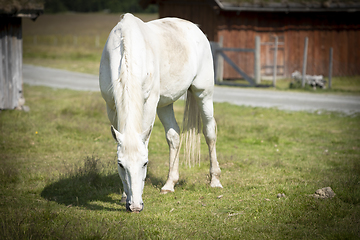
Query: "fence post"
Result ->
[[254, 36, 261, 85], [216, 36, 224, 83], [272, 36, 278, 87], [210, 41, 217, 83], [301, 37, 309, 87], [328, 47, 333, 89]]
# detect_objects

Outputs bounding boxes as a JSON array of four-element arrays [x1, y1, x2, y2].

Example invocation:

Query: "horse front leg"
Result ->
[[157, 104, 181, 194]]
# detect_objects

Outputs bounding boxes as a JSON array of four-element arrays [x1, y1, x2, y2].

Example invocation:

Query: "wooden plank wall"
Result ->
[[159, 1, 360, 79], [0, 17, 23, 109], [284, 11, 360, 78], [158, 0, 218, 41], [216, 11, 360, 79], [217, 11, 257, 79]]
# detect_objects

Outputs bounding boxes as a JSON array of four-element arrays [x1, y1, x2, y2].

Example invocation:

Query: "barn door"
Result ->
[[261, 35, 285, 77]]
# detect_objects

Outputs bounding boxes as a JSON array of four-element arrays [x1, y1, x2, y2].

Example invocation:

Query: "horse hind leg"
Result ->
[[191, 88, 223, 188], [157, 104, 181, 194]]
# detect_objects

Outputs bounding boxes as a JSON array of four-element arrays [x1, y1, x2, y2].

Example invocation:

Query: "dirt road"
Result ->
[[23, 64, 360, 114]]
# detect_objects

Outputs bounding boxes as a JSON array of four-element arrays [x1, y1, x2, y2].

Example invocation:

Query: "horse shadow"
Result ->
[[41, 162, 169, 211], [41, 171, 127, 211]]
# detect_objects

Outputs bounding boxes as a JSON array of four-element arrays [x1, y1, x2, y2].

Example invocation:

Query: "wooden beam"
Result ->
[[218, 51, 256, 86], [328, 47, 333, 89], [254, 36, 261, 85], [221, 47, 254, 53], [301, 37, 308, 88], [272, 36, 278, 87]]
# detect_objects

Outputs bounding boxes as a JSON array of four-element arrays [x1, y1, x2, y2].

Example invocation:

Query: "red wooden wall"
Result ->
[[158, 1, 360, 78]]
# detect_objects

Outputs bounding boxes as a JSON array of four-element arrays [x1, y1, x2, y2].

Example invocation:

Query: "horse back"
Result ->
[[147, 18, 214, 107]]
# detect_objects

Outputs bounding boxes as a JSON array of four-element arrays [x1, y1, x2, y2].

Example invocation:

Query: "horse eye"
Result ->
[[143, 162, 148, 167], [118, 162, 124, 169]]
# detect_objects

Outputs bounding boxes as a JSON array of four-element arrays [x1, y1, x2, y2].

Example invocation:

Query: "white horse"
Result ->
[[99, 13, 222, 213]]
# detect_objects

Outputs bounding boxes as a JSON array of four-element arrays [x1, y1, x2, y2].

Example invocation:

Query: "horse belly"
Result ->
[[148, 18, 207, 108], [157, 49, 197, 108], [157, 84, 188, 108]]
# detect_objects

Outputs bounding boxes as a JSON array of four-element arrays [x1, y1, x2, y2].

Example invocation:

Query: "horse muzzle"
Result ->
[[126, 202, 144, 213]]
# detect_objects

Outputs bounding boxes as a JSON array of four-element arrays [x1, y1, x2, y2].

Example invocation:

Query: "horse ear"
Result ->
[[141, 126, 152, 144], [111, 125, 122, 143]]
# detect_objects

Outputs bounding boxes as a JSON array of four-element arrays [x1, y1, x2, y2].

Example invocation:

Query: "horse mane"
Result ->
[[112, 14, 144, 151]]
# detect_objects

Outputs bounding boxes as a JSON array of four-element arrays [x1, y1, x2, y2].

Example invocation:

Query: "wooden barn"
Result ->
[[141, 0, 360, 80], [0, 0, 43, 110]]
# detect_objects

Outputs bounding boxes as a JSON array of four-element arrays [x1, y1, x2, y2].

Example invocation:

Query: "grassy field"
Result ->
[[22, 13, 158, 76], [1, 85, 360, 239], [2, 13, 358, 239]]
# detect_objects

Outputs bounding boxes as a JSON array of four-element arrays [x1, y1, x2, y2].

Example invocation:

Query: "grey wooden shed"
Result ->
[[0, 0, 43, 110]]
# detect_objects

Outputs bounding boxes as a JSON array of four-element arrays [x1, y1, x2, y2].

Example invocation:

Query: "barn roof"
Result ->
[[0, 0, 44, 19], [216, 0, 360, 12], [141, 0, 360, 12]]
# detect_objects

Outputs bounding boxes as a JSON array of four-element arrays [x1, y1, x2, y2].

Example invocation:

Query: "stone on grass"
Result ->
[[277, 193, 286, 198], [313, 187, 335, 199]]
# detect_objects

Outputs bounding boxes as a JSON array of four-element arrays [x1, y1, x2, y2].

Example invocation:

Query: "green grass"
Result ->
[[12, 12, 360, 238], [271, 76, 360, 94], [221, 76, 360, 94], [23, 44, 103, 74], [22, 13, 158, 75], [1, 85, 359, 239]]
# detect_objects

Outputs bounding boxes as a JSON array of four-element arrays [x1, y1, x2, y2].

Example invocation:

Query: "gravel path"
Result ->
[[23, 64, 360, 114]]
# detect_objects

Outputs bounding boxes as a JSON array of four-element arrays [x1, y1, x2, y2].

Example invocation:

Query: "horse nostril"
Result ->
[[126, 202, 131, 212], [126, 202, 144, 213]]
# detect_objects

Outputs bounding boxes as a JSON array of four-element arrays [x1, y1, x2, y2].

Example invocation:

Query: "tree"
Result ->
[[44, 0, 157, 13]]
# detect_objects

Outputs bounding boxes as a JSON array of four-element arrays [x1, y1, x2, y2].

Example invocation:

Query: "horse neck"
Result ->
[[113, 15, 149, 146], [114, 46, 144, 137]]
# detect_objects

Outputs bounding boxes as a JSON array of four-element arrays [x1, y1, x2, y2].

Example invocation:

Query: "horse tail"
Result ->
[[182, 90, 202, 167]]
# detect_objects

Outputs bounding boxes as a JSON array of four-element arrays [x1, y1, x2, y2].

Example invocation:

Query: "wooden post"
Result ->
[[254, 36, 261, 85], [210, 41, 218, 84], [272, 36, 278, 87], [328, 47, 333, 89], [301, 37, 309, 88], [0, 17, 23, 109], [216, 36, 224, 83]]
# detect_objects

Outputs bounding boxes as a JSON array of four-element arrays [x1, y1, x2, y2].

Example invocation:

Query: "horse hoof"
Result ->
[[210, 178, 223, 188], [160, 189, 174, 194]]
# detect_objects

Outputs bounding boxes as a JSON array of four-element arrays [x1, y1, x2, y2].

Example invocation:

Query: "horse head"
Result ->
[[111, 125, 151, 213]]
